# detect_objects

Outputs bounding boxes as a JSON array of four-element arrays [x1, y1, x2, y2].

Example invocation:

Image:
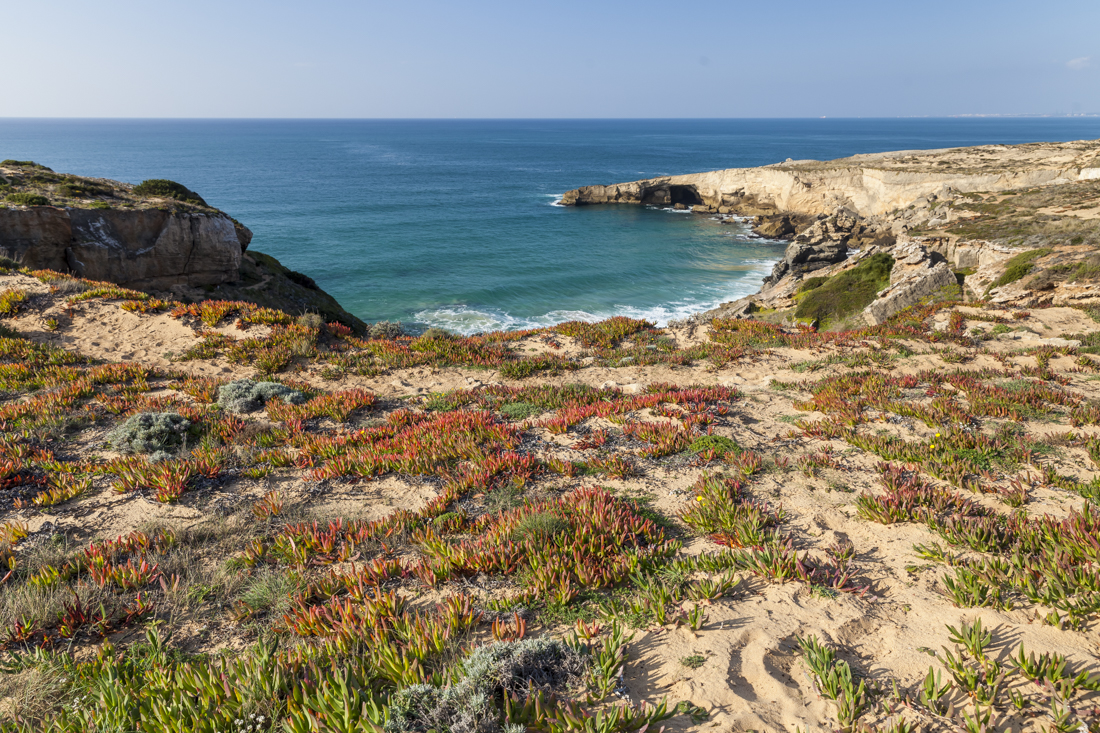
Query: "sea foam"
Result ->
[[412, 258, 776, 336]]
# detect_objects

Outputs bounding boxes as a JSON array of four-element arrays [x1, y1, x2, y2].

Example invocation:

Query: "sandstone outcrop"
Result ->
[[764, 239, 849, 286], [0, 161, 252, 289], [0, 207, 249, 289]]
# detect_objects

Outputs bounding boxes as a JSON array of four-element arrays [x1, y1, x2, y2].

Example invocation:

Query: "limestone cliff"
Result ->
[[562, 139, 1100, 330], [0, 161, 249, 289], [561, 139, 1100, 217], [0, 161, 366, 331], [0, 207, 248, 289]]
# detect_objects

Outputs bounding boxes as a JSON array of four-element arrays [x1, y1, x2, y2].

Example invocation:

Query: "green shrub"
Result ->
[[369, 320, 405, 339], [794, 253, 894, 327], [106, 412, 191, 456], [500, 402, 541, 421], [1, 160, 51, 170], [420, 327, 454, 340], [688, 434, 742, 455], [797, 276, 829, 293], [988, 248, 1052, 291], [131, 179, 208, 206], [5, 192, 50, 206], [217, 379, 307, 414], [286, 270, 319, 290]]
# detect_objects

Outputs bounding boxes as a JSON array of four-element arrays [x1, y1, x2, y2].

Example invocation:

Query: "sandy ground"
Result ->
[[3, 270, 1100, 732]]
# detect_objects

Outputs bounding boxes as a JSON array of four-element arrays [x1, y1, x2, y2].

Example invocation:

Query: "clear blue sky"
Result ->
[[4, 0, 1097, 118]]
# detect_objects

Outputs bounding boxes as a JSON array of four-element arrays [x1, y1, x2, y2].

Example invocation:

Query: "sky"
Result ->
[[3, 0, 1098, 118]]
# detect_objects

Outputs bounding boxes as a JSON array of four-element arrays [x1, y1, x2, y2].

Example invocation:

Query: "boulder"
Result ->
[[763, 240, 848, 286], [753, 214, 796, 238], [0, 207, 246, 289], [833, 207, 859, 232]]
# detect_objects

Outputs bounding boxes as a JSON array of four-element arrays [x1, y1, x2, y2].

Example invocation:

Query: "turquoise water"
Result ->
[[2, 118, 1099, 332]]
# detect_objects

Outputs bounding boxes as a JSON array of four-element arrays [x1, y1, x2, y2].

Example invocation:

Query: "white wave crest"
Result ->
[[412, 258, 777, 336]]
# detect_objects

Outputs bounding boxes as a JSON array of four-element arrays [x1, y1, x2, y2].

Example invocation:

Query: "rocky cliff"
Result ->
[[0, 161, 250, 289], [0, 160, 366, 330], [561, 138, 1100, 217], [564, 139, 1100, 330], [0, 207, 250, 289]]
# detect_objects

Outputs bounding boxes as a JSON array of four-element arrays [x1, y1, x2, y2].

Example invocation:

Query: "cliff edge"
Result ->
[[561, 138, 1100, 217], [0, 160, 366, 330], [564, 139, 1100, 329], [0, 161, 250, 289]]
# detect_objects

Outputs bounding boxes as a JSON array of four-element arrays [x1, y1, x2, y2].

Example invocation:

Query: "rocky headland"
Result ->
[[564, 138, 1100, 329], [0, 161, 364, 329]]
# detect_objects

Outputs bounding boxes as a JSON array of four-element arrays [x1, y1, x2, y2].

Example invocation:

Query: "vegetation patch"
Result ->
[[369, 320, 405, 339], [688, 434, 742, 456], [0, 288, 28, 317], [386, 638, 585, 733], [554, 316, 655, 348], [130, 179, 208, 207], [217, 379, 307, 414], [1028, 254, 1100, 290], [499, 401, 541, 421], [794, 253, 894, 326], [5, 193, 49, 207], [106, 412, 192, 457], [0, 160, 51, 170], [988, 248, 1052, 291]]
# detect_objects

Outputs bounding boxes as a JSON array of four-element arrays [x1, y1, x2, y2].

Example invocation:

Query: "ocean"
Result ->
[[2, 118, 1099, 333]]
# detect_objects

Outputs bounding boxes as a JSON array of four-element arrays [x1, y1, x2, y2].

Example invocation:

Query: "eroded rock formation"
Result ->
[[568, 138, 1100, 327], [862, 241, 957, 325], [0, 207, 250, 289], [561, 139, 1100, 217]]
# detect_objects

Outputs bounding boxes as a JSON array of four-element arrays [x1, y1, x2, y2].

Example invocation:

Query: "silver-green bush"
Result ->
[[217, 379, 307, 414], [385, 638, 584, 733], [105, 412, 191, 457], [369, 320, 405, 339]]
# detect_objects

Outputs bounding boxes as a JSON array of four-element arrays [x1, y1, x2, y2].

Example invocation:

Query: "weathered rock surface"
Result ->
[[760, 206, 882, 285], [0, 207, 249, 289], [652, 139, 1100, 328], [764, 240, 849, 285], [863, 242, 958, 325], [561, 139, 1100, 217]]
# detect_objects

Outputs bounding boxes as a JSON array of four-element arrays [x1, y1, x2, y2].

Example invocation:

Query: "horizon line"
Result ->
[[1, 115, 1099, 122]]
